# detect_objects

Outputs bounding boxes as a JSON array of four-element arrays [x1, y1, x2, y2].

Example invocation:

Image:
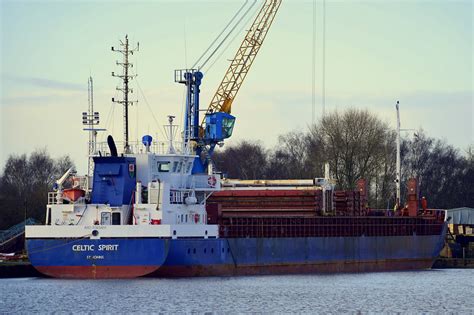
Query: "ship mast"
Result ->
[[395, 101, 401, 209], [82, 76, 104, 181], [112, 35, 139, 153]]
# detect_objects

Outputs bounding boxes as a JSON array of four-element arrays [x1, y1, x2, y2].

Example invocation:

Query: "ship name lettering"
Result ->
[[84, 226, 106, 230], [72, 244, 95, 251], [98, 244, 119, 251]]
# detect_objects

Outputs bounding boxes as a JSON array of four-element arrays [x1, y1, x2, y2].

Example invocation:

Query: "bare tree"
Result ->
[[213, 140, 268, 179], [310, 109, 390, 195], [208, 110, 474, 209], [0, 149, 75, 229], [267, 131, 315, 179], [402, 130, 473, 208]]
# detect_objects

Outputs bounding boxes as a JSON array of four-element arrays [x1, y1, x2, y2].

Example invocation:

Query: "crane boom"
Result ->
[[201, 0, 282, 126], [176, 0, 282, 173]]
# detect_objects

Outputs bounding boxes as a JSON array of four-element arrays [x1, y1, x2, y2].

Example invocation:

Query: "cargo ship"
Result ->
[[25, 133, 446, 278], [25, 1, 447, 278], [24, 106, 447, 279]]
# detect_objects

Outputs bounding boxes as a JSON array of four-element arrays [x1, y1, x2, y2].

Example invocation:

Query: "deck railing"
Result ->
[[95, 140, 184, 156], [219, 213, 445, 238]]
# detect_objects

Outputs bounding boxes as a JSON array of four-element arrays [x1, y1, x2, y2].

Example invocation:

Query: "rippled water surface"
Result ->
[[1, 269, 473, 314]]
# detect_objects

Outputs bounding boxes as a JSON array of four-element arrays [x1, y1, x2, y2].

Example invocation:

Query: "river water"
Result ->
[[1, 269, 473, 314]]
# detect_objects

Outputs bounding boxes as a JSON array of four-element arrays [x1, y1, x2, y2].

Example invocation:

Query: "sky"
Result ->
[[1, 0, 472, 174]]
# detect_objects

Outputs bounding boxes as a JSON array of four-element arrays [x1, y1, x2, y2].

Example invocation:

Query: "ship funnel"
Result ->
[[107, 135, 118, 157]]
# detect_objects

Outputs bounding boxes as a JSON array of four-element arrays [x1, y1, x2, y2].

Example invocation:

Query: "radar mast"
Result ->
[[112, 35, 139, 153], [82, 76, 105, 182]]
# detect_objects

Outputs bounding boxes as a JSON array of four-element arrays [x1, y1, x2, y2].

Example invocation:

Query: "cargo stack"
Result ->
[[208, 189, 323, 219], [333, 191, 363, 216]]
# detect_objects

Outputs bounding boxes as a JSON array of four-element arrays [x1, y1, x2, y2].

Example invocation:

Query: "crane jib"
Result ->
[[202, 0, 282, 127]]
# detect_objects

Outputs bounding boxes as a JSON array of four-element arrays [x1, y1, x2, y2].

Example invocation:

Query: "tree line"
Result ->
[[0, 108, 472, 229], [0, 149, 74, 230], [213, 108, 473, 209]]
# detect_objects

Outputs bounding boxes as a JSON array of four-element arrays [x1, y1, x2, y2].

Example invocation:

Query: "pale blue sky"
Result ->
[[1, 0, 472, 174]]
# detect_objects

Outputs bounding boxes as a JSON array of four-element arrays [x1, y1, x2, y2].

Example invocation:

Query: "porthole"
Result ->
[[193, 248, 196, 254], [187, 249, 190, 254], [204, 248, 207, 254], [211, 248, 214, 254]]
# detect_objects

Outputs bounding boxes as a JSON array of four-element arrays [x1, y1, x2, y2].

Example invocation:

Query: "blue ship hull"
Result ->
[[27, 225, 446, 278], [153, 229, 446, 277], [26, 238, 169, 278]]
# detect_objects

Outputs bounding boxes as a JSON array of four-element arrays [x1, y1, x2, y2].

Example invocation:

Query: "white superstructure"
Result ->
[[27, 132, 221, 240]]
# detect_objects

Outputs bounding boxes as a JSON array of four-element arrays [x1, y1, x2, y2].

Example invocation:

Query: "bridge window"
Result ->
[[172, 161, 182, 173], [186, 162, 193, 173], [158, 161, 170, 172]]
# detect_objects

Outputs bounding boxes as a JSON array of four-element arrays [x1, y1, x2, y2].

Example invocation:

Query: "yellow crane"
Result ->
[[201, 0, 282, 126], [176, 0, 281, 173]]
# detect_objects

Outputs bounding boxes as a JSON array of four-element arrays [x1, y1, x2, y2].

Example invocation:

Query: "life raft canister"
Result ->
[[208, 175, 217, 187]]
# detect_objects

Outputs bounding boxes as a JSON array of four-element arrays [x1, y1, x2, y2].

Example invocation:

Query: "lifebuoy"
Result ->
[[194, 213, 200, 223], [208, 176, 217, 187]]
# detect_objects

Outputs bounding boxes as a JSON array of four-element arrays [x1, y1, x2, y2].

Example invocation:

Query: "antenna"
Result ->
[[111, 35, 139, 153], [164, 115, 178, 154], [82, 76, 105, 180]]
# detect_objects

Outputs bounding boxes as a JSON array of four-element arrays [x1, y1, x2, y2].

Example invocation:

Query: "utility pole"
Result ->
[[395, 101, 401, 209], [112, 35, 139, 153], [394, 101, 415, 210]]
